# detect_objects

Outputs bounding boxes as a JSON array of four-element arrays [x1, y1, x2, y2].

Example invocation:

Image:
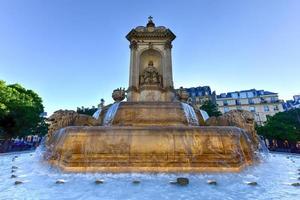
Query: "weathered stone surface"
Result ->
[[176, 177, 189, 186], [106, 101, 205, 126], [246, 181, 258, 186], [11, 174, 17, 178], [46, 126, 255, 173], [55, 179, 66, 184], [291, 182, 300, 186], [95, 179, 104, 184], [112, 88, 126, 102], [132, 180, 140, 184], [207, 180, 217, 185], [176, 87, 189, 102], [206, 110, 259, 148], [14, 181, 23, 185], [46, 110, 99, 144]]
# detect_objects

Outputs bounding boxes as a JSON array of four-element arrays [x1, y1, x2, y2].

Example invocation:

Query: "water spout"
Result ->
[[92, 108, 102, 119], [257, 136, 269, 159], [199, 109, 209, 121], [181, 102, 199, 126], [103, 102, 120, 126]]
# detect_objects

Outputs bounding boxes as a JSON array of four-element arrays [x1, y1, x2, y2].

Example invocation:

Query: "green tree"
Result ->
[[200, 100, 222, 117], [256, 108, 300, 141], [0, 81, 47, 139], [77, 107, 98, 116]]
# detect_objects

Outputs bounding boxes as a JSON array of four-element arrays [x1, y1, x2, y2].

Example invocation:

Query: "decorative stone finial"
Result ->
[[177, 87, 189, 102], [147, 16, 155, 27], [112, 88, 126, 102], [98, 99, 105, 109]]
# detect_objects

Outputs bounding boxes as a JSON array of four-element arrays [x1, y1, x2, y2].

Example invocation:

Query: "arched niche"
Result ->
[[139, 49, 162, 76]]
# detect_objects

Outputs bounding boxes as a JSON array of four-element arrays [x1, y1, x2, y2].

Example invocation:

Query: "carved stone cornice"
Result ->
[[164, 41, 173, 49], [129, 40, 138, 50], [126, 28, 176, 41]]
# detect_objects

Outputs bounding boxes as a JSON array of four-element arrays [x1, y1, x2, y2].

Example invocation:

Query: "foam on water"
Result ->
[[1, 148, 300, 200]]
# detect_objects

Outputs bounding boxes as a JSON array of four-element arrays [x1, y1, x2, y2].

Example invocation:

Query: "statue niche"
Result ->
[[139, 61, 163, 87]]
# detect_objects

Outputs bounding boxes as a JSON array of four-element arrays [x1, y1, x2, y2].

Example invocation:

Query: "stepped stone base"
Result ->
[[46, 126, 255, 172]]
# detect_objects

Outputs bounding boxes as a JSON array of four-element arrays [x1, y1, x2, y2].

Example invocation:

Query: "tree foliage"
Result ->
[[77, 107, 98, 116], [256, 108, 300, 141], [200, 100, 222, 117], [0, 80, 47, 139]]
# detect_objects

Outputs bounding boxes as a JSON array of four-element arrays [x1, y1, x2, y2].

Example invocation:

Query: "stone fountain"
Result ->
[[46, 18, 258, 172]]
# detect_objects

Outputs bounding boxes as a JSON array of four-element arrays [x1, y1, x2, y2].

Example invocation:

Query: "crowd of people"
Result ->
[[0, 135, 41, 153], [265, 138, 300, 154]]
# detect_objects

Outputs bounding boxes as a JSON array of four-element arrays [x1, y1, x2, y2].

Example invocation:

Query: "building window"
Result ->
[[236, 99, 241, 105], [231, 93, 238, 98], [274, 105, 279, 111], [249, 106, 255, 112], [248, 99, 254, 105], [224, 107, 229, 113], [237, 106, 242, 110], [240, 92, 247, 98], [247, 91, 254, 98], [260, 97, 267, 103], [223, 100, 228, 106], [264, 105, 269, 112]]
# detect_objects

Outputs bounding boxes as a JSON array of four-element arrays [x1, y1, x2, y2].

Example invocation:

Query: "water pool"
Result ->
[[0, 150, 299, 200]]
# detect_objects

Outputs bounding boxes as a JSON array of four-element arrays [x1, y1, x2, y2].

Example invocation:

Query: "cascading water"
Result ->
[[92, 108, 102, 119], [103, 102, 120, 126], [181, 102, 199, 126], [199, 109, 209, 121], [257, 136, 270, 160]]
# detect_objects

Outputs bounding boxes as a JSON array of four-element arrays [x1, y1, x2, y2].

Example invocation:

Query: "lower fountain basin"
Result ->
[[47, 126, 255, 172]]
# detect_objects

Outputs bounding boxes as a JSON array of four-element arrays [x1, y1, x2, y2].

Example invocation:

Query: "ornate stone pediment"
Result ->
[[126, 17, 176, 41]]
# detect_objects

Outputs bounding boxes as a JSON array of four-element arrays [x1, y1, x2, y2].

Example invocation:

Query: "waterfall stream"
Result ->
[[92, 108, 102, 119], [103, 102, 120, 126], [181, 102, 199, 126], [199, 109, 209, 121]]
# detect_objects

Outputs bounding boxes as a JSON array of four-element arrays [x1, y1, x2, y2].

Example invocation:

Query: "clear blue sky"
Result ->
[[0, 0, 299, 115]]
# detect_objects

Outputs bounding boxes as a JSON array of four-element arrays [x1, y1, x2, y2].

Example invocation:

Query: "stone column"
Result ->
[[127, 41, 138, 101], [164, 41, 175, 101], [164, 41, 174, 88]]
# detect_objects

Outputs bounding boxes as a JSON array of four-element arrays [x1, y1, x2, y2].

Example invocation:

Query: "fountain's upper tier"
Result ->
[[98, 101, 206, 127], [126, 18, 176, 102]]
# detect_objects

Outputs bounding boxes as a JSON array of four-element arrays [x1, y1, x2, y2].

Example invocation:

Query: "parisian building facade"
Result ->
[[216, 89, 284, 125], [283, 95, 300, 110], [177, 86, 216, 108]]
